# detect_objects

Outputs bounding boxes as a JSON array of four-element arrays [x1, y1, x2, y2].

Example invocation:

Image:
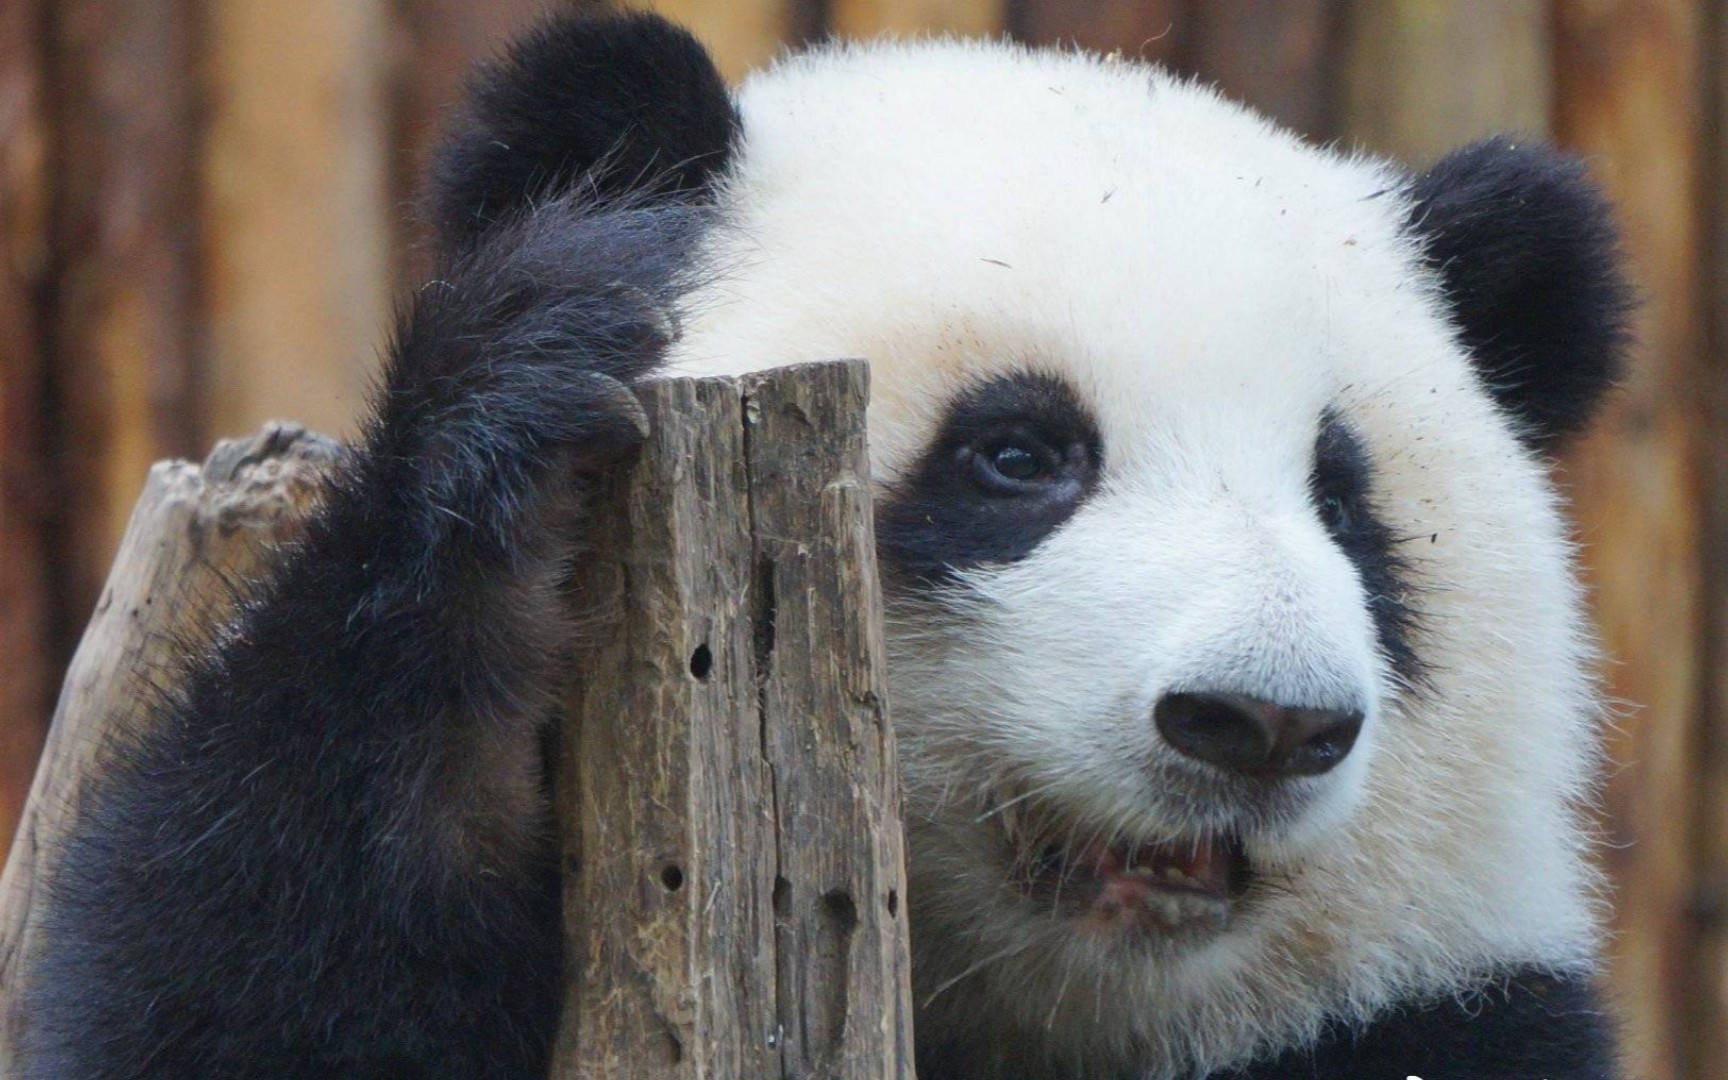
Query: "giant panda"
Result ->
[[22, 11, 1632, 1080]]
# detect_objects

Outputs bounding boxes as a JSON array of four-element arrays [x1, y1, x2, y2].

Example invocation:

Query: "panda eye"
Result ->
[[877, 373, 1102, 582], [963, 435, 1065, 494], [1310, 414, 1372, 536], [1318, 489, 1355, 533], [991, 443, 1045, 481]]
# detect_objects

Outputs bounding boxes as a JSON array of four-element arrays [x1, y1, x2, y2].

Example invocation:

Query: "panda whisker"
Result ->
[[975, 779, 1066, 824], [1093, 965, 1109, 1027], [1045, 951, 1080, 1031], [920, 938, 1038, 1010]]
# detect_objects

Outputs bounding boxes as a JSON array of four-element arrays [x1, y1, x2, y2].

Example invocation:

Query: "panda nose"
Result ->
[[1153, 691, 1363, 779]]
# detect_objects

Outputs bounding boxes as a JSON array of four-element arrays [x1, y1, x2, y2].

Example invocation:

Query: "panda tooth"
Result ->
[[1149, 895, 1183, 925]]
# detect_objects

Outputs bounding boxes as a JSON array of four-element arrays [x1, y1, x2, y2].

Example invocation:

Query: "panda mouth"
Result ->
[[992, 796, 1253, 933]]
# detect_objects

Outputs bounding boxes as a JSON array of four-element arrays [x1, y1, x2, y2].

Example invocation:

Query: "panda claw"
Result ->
[[563, 371, 651, 471]]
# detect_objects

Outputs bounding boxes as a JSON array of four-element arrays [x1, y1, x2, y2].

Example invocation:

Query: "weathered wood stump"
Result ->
[[0, 421, 342, 1071], [555, 361, 913, 1079], [0, 360, 915, 1079]]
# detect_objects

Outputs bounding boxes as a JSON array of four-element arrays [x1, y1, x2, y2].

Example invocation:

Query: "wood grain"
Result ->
[[1555, 3, 1706, 1079], [49, 0, 204, 655], [555, 373, 775, 1078], [1340, 0, 1552, 161], [742, 362, 912, 1078], [554, 361, 913, 1079], [0, 0, 52, 860], [0, 423, 341, 1073], [201, 0, 391, 442]]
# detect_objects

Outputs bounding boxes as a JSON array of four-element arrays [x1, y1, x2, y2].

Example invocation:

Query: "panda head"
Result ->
[[438, 14, 1631, 1077]]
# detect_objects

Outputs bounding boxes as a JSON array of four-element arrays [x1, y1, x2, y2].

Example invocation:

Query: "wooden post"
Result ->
[[647, 0, 798, 83], [0, 423, 342, 1073], [1339, 1, 1552, 161], [554, 360, 914, 1079], [388, 0, 546, 286], [201, 0, 390, 442], [0, 0, 53, 857], [1, 363, 912, 1077], [1010, 0, 1187, 66], [1554, 5, 1707, 1079], [1014, 2, 1334, 138], [1186, 0, 1338, 138], [49, 0, 205, 653], [830, 0, 1002, 38], [1696, 5, 1728, 1075]]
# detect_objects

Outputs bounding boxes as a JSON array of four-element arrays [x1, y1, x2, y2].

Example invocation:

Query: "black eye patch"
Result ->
[[876, 371, 1102, 588], [1310, 412, 1421, 684]]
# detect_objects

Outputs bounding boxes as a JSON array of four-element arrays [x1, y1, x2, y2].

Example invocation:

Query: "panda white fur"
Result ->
[[24, 12, 1630, 1080]]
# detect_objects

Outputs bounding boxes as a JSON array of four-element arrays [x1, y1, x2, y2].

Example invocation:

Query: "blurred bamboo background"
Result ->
[[0, 1, 1717, 1075]]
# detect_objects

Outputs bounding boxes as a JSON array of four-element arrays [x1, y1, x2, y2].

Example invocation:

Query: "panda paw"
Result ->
[[550, 367, 653, 472], [367, 201, 699, 569]]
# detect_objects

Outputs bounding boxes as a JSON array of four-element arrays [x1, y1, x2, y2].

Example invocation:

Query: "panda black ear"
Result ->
[[432, 10, 739, 253], [1405, 138, 1633, 450]]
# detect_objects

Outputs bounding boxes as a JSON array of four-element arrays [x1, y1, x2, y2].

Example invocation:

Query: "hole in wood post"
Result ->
[[822, 889, 859, 935], [887, 888, 899, 919], [689, 643, 713, 680], [661, 864, 685, 892], [814, 888, 859, 1048]]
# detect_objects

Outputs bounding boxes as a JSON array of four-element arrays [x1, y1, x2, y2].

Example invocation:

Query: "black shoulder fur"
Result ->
[[1218, 967, 1619, 1080], [21, 195, 705, 1080]]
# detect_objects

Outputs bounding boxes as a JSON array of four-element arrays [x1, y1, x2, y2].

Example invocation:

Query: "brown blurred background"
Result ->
[[0, 0, 1717, 1076]]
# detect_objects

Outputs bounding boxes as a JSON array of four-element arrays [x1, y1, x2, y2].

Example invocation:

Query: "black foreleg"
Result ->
[[22, 199, 708, 1080]]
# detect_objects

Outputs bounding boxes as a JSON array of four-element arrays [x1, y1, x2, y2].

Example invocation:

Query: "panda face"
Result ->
[[657, 38, 1615, 1079]]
